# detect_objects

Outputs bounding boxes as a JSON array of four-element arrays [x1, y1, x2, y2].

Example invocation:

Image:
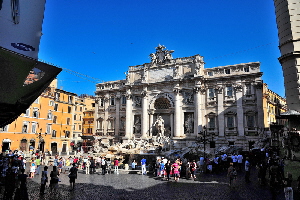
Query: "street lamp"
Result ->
[[199, 126, 207, 158]]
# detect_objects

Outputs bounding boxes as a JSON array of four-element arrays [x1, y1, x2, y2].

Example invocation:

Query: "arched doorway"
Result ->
[[20, 139, 27, 152], [51, 142, 57, 154], [29, 139, 35, 152], [2, 139, 11, 152], [39, 139, 45, 152]]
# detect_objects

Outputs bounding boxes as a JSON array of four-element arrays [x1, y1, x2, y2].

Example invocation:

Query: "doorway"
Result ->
[[20, 139, 27, 152], [51, 143, 57, 154], [62, 143, 67, 153], [2, 140, 10, 152]]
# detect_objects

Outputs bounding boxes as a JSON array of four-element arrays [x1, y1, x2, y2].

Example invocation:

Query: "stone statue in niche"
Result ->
[[134, 96, 142, 107], [183, 92, 194, 104], [133, 116, 141, 134], [184, 114, 194, 134], [154, 116, 165, 137]]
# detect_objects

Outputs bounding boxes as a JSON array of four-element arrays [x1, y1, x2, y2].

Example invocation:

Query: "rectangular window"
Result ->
[[49, 100, 54, 106], [53, 116, 57, 124], [52, 130, 57, 137], [226, 86, 233, 97], [244, 67, 249, 72], [67, 118, 70, 125], [24, 109, 30, 117], [46, 124, 51, 134], [74, 114, 77, 120], [225, 69, 230, 74], [208, 88, 215, 98], [80, 107, 82, 112], [47, 111, 52, 120], [54, 104, 58, 111], [208, 117, 215, 128], [0, 125, 8, 132], [92, 103, 95, 107], [32, 122, 37, 134], [121, 96, 126, 105], [100, 99, 104, 107], [22, 123, 28, 133], [68, 106, 71, 113], [55, 93, 60, 101], [79, 125, 81, 130], [245, 84, 251, 95], [207, 71, 213, 76], [110, 97, 115, 106], [33, 109, 39, 118], [65, 131, 70, 138], [247, 115, 255, 128], [227, 116, 234, 128], [68, 96, 73, 104]]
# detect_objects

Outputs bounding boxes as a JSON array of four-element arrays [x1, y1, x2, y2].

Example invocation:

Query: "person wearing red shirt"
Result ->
[[114, 159, 119, 174]]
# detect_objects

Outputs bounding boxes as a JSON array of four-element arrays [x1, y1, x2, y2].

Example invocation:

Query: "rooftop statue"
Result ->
[[150, 45, 174, 64]]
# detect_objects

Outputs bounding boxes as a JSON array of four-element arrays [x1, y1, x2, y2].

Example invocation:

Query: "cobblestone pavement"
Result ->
[[14, 167, 289, 200]]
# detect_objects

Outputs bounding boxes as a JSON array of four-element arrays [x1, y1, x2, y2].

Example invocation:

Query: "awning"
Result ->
[[80, 136, 95, 140], [0, 47, 62, 127]]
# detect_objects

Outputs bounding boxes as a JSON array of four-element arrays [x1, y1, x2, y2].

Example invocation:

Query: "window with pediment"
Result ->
[[154, 98, 171, 109]]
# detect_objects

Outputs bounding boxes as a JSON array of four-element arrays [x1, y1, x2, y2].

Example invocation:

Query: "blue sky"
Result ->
[[38, 0, 285, 97]]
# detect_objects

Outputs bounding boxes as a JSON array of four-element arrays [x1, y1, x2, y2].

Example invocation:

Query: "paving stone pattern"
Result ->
[[13, 167, 289, 200]]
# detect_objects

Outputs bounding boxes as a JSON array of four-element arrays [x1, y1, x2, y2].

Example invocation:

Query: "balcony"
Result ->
[[225, 127, 237, 136]]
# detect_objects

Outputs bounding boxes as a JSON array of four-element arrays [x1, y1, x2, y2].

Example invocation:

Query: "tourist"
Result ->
[[4, 168, 16, 200], [18, 168, 29, 200], [232, 154, 238, 169], [90, 157, 96, 174], [40, 166, 48, 195], [199, 156, 205, 173], [164, 160, 172, 181], [227, 163, 237, 187], [172, 160, 180, 182], [96, 156, 101, 169], [35, 156, 41, 175], [185, 161, 191, 179], [29, 161, 36, 178], [58, 158, 63, 174], [49, 166, 59, 194], [101, 157, 107, 175], [190, 160, 197, 179], [141, 157, 147, 175], [69, 163, 78, 191], [237, 153, 243, 171], [245, 157, 251, 183], [159, 160, 165, 178], [64, 157, 71, 173], [131, 160, 137, 170], [155, 159, 160, 177], [114, 158, 119, 174], [283, 172, 293, 200], [85, 157, 91, 174]]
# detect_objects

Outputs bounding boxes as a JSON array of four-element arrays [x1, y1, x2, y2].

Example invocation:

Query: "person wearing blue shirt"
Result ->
[[141, 157, 146, 175]]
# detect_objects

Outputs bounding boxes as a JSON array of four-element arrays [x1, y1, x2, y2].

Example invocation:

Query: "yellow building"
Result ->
[[0, 79, 96, 155], [262, 83, 287, 128], [72, 95, 95, 151]]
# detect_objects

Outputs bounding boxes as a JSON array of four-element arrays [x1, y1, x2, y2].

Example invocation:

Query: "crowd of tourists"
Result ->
[[0, 148, 299, 199]]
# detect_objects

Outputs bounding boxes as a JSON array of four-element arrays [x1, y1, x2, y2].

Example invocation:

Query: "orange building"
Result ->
[[0, 79, 95, 155]]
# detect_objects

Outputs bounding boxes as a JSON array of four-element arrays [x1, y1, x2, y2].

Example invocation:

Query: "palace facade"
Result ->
[[95, 45, 282, 151]]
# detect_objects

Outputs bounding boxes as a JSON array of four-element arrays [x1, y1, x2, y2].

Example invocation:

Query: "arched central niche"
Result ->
[[154, 97, 171, 109]]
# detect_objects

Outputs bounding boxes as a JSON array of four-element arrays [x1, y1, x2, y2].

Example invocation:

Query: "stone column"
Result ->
[[216, 87, 225, 136], [170, 112, 174, 137], [141, 90, 148, 138], [103, 96, 109, 136], [194, 87, 202, 135], [115, 93, 121, 138], [255, 82, 264, 129], [125, 90, 133, 139], [235, 85, 244, 136], [149, 111, 154, 137], [174, 87, 182, 138]]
